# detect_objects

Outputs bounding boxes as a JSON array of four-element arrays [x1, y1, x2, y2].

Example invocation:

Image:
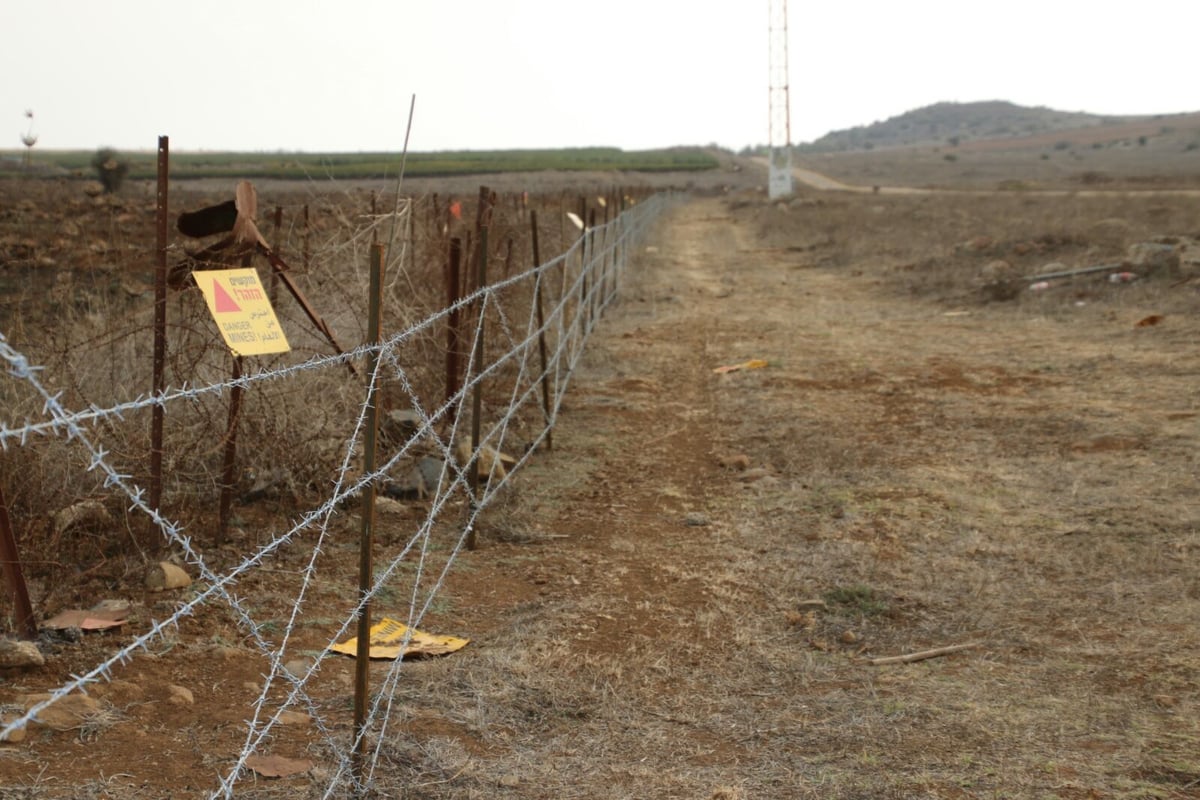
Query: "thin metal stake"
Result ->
[[530, 210, 553, 451], [270, 205, 282, 304], [353, 242, 386, 786], [217, 356, 244, 545], [445, 238, 463, 419], [0, 485, 36, 640], [466, 224, 488, 551], [149, 135, 168, 551]]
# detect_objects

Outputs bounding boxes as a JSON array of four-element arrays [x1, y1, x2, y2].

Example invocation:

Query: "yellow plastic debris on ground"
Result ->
[[329, 618, 469, 660]]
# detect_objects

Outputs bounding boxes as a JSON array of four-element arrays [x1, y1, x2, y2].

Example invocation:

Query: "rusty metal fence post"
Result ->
[[445, 238, 463, 419], [353, 242, 386, 787], [466, 224, 488, 552], [148, 135, 168, 551], [0, 485, 36, 640], [529, 209, 553, 451], [217, 356, 244, 545]]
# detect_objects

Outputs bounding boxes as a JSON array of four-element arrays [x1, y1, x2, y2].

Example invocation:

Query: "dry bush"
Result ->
[[0, 179, 645, 617]]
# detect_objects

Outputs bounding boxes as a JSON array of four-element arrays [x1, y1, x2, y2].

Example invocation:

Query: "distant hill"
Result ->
[[799, 101, 1196, 152]]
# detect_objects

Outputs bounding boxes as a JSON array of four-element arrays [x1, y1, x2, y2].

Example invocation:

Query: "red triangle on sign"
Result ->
[[212, 280, 241, 313]]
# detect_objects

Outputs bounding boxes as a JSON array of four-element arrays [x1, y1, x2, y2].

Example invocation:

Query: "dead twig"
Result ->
[[866, 641, 982, 666]]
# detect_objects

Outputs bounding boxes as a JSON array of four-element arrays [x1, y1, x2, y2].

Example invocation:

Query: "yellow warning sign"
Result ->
[[195, 269, 290, 356]]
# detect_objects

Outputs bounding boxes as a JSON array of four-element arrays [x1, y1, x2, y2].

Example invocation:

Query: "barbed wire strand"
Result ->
[[0, 192, 676, 797]]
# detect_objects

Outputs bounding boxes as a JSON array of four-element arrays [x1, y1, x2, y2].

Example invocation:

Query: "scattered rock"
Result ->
[[737, 468, 773, 483], [717, 453, 751, 471], [417, 456, 447, 491], [840, 630, 860, 645], [374, 496, 409, 515], [145, 561, 191, 592], [978, 259, 1014, 282], [380, 409, 423, 446], [91, 598, 131, 615], [1126, 242, 1180, 276], [52, 499, 114, 536], [240, 467, 295, 503], [455, 439, 516, 482], [684, 512, 710, 527], [82, 181, 105, 198], [499, 774, 521, 789], [960, 235, 994, 253], [277, 710, 311, 726], [20, 692, 101, 730], [168, 685, 194, 705], [1153, 694, 1178, 709], [0, 715, 27, 743], [283, 657, 314, 679], [0, 638, 44, 668], [980, 275, 1020, 302], [245, 753, 313, 779], [383, 465, 427, 501]]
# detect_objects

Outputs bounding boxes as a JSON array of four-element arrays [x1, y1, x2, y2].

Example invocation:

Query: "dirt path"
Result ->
[[4, 188, 1197, 798], [424, 192, 1200, 797]]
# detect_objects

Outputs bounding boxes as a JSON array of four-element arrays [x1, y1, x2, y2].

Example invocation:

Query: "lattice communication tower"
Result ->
[[768, 0, 793, 199]]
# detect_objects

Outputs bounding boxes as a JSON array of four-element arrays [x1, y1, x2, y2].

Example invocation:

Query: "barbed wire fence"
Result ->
[[0, 180, 676, 796]]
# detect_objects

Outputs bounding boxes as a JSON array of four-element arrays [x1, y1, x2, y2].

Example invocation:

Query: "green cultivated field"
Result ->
[[0, 146, 719, 180]]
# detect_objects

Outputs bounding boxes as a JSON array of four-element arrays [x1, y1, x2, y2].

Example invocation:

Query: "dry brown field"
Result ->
[[1, 150, 1199, 798]]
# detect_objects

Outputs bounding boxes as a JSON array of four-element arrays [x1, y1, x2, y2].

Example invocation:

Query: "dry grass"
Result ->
[[3, 159, 1200, 797]]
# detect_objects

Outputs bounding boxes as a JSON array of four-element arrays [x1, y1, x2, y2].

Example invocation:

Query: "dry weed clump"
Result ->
[[0, 179, 627, 619]]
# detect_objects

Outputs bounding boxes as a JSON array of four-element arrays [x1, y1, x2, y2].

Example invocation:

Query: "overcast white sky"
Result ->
[[3, 0, 1197, 153]]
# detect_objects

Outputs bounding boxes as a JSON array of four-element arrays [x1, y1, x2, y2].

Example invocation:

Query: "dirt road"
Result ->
[[430, 191, 1200, 797]]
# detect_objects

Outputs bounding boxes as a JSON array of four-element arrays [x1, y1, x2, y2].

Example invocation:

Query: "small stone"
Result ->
[[0, 638, 45, 668], [380, 409, 423, 445], [961, 235, 994, 252], [717, 454, 751, 471], [243, 681, 262, 693], [52, 499, 114, 535], [684, 512, 710, 527], [283, 657, 313, 679], [0, 716, 27, 743], [278, 710, 311, 726], [416, 456, 447, 490], [145, 561, 191, 592], [840, 630, 860, 644], [1126, 242, 1180, 276], [499, 774, 520, 789], [383, 466, 427, 501], [168, 685, 194, 705], [374, 496, 408, 515], [978, 259, 1014, 281], [737, 468, 772, 483], [21, 692, 101, 730]]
